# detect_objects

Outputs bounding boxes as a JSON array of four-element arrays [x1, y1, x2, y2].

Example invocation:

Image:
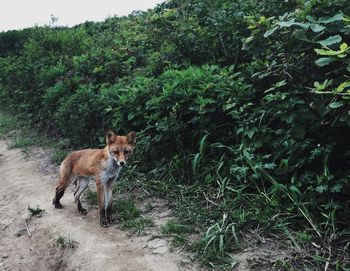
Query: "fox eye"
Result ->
[[113, 150, 119, 155], [124, 150, 130, 155]]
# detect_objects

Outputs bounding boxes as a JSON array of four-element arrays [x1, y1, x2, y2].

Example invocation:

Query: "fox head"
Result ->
[[106, 130, 136, 167]]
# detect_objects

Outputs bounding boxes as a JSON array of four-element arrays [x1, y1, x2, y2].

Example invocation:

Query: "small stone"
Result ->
[[153, 246, 169, 254], [147, 239, 169, 254]]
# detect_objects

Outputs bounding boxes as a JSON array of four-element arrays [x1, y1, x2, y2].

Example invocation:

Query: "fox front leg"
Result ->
[[106, 178, 115, 224], [96, 180, 108, 227]]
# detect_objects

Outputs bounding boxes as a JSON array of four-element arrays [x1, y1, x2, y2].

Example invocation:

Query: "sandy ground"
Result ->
[[0, 140, 202, 271]]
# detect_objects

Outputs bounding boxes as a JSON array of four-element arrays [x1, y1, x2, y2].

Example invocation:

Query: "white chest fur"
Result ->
[[101, 156, 122, 182]]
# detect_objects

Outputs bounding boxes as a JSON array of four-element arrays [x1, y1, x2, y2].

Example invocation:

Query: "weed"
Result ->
[[114, 198, 141, 221], [85, 189, 98, 205], [161, 220, 194, 235], [0, 113, 19, 138], [10, 137, 41, 149], [161, 220, 196, 248], [55, 235, 78, 248], [114, 198, 154, 234], [122, 217, 154, 234], [27, 205, 45, 217]]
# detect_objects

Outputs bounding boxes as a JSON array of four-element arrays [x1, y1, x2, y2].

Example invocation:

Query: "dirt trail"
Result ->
[[0, 140, 201, 271]]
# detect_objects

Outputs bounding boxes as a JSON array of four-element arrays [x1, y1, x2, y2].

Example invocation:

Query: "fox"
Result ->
[[52, 130, 136, 227]]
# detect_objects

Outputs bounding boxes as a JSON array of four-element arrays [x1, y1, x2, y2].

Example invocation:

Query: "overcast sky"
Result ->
[[0, 0, 165, 32]]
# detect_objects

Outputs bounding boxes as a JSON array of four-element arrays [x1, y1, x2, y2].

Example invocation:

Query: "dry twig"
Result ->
[[25, 218, 32, 237]]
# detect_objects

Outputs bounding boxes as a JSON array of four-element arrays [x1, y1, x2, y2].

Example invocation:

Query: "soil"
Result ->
[[0, 140, 204, 271]]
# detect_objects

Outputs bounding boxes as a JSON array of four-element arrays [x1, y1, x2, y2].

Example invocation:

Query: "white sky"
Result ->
[[0, 0, 165, 32]]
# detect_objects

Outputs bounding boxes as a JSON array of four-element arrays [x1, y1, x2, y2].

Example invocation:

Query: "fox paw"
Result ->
[[108, 218, 117, 225], [78, 204, 87, 215], [54, 202, 63, 209], [100, 218, 109, 227], [78, 208, 87, 215]]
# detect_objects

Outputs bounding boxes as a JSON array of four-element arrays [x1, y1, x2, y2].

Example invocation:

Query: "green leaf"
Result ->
[[319, 35, 342, 47], [104, 106, 113, 112], [306, 15, 317, 23], [277, 20, 309, 29], [293, 30, 309, 42], [315, 57, 336, 67], [290, 185, 301, 195], [263, 26, 278, 38], [264, 79, 287, 93], [318, 13, 343, 24], [330, 183, 342, 193], [310, 24, 325, 32], [313, 79, 333, 91], [244, 36, 254, 43], [242, 36, 254, 50], [246, 129, 255, 139], [285, 114, 294, 124], [340, 43, 348, 52], [315, 43, 349, 56], [329, 101, 344, 109], [127, 112, 135, 120], [316, 184, 328, 193], [192, 153, 200, 175], [277, 19, 296, 27], [336, 82, 350, 92], [275, 80, 287, 88], [219, 234, 224, 252], [314, 48, 339, 56]]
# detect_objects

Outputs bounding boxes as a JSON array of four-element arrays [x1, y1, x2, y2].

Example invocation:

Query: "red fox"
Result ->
[[52, 130, 136, 227]]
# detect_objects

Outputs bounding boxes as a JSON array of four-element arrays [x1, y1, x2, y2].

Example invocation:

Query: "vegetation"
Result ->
[[0, 112, 71, 160], [114, 197, 154, 234], [55, 235, 78, 248], [83, 188, 153, 234], [0, 0, 349, 269], [27, 205, 45, 217]]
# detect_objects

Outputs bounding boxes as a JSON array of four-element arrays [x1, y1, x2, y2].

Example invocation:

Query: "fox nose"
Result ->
[[119, 161, 125, 166]]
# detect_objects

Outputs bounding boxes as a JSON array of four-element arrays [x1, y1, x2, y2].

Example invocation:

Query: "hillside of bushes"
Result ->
[[0, 0, 349, 269]]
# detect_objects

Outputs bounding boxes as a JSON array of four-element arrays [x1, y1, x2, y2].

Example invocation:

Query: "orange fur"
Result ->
[[52, 130, 136, 226]]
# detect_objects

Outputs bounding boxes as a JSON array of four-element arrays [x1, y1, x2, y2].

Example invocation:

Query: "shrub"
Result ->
[[0, 0, 349, 268]]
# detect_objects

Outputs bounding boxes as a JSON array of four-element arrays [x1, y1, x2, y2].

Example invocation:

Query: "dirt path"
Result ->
[[0, 140, 200, 271]]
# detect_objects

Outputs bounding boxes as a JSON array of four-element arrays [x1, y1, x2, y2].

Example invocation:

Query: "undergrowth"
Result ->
[[55, 235, 78, 248], [1, 0, 350, 269], [27, 205, 45, 217], [0, 112, 70, 163], [113, 197, 154, 234]]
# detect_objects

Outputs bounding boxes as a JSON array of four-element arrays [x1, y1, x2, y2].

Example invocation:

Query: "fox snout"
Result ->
[[113, 153, 126, 166], [117, 160, 125, 167]]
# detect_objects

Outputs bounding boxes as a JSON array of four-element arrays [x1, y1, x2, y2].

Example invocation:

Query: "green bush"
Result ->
[[0, 0, 349, 269]]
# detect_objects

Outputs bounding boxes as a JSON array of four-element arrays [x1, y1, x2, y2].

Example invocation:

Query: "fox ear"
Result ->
[[126, 131, 136, 145], [106, 129, 116, 144]]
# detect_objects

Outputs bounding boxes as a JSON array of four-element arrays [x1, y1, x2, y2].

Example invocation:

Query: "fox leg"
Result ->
[[74, 177, 90, 214], [53, 159, 74, 209], [73, 177, 79, 197], [53, 176, 71, 209], [106, 178, 114, 224], [96, 179, 108, 227], [53, 185, 65, 209]]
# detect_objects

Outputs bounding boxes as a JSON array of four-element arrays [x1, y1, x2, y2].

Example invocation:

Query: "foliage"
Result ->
[[113, 197, 154, 234], [1, 0, 350, 269], [55, 235, 78, 248], [27, 205, 45, 217]]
